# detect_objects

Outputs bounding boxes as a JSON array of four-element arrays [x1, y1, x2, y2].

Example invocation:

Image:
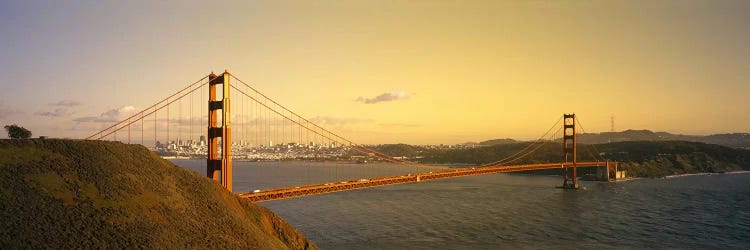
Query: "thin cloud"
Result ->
[[49, 100, 81, 107], [309, 116, 373, 125], [35, 100, 81, 118], [74, 106, 137, 123], [378, 123, 422, 128], [35, 108, 74, 118], [356, 90, 411, 104]]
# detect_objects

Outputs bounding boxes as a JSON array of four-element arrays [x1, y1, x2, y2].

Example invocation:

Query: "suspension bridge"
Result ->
[[86, 71, 619, 202]]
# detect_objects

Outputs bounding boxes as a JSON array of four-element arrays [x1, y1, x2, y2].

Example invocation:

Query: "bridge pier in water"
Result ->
[[207, 71, 233, 192], [601, 160, 623, 181]]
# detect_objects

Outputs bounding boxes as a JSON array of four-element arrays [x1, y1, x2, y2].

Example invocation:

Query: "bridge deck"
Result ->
[[238, 161, 614, 202]]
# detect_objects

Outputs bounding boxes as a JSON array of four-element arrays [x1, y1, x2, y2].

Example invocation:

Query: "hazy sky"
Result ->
[[1, 1, 748, 144]]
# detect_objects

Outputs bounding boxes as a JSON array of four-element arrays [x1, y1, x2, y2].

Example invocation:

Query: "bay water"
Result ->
[[172, 160, 750, 249]]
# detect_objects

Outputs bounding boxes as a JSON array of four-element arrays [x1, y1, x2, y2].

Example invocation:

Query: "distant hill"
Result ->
[[421, 140, 750, 178], [478, 138, 518, 146], [475, 130, 750, 149], [371, 143, 425, 157], [0, 139, 317, 249], [577, 130, 750, 149]]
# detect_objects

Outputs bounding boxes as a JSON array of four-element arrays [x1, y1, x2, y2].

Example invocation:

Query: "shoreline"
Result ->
[[663, 170, 750, 179], [608, 177, 641, 182]]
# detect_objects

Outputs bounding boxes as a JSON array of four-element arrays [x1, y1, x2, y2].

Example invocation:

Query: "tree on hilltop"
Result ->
[[4, 124, 32, 139]]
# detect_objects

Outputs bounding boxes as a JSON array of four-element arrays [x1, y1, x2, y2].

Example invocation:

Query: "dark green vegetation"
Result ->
[[420, 142, 562, 165], [596, 141, 750, 177], [478, 138, 518, 146], [419, 141, 750, 178], [577, 130, 750, 149], [0, 139, 316, 249], [4, 124, 32, 139], [372, 143, 425, 158]]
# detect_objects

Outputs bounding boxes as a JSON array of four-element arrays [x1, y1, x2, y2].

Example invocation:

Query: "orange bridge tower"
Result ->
[[207, 71, 233, 192]]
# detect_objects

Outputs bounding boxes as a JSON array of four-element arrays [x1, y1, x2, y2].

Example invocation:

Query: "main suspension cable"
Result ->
[[229, 84, 445, 171], [86, 75, 209, 140], [480, 115, 564, 167]]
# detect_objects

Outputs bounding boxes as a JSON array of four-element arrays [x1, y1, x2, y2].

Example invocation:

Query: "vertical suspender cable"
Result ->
[[244, 89, 247, 147], [306, 120, 309, 184], [141, 111, 144, 145], [256, 90, 260, 150], [166, 105, 169, 147], [301, 116, 306, 185], [190, 87, 193, 147], [201, 79, 204, 147], [154, 111, 157, 149], [178, 98, 182, 147]]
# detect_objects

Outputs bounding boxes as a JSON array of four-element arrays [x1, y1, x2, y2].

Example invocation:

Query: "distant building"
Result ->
[[616, 171, 627, 179]]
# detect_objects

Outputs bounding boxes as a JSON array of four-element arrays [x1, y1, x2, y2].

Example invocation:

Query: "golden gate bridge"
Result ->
[[86, 71, 619, 202]]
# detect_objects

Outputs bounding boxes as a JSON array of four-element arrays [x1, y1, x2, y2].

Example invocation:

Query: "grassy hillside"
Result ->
[[0, 139, 317, 249], [421, 141, 750, 178]]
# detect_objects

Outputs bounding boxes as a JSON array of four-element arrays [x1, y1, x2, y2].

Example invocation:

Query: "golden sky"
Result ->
[[1, 1, 748, 144]]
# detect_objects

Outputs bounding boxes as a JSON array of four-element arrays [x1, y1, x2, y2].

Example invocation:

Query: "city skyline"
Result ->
[[1, 1, 749, 144]]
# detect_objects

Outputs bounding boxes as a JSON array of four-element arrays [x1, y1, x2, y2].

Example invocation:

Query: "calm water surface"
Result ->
[[172, 160, 750, 249]]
